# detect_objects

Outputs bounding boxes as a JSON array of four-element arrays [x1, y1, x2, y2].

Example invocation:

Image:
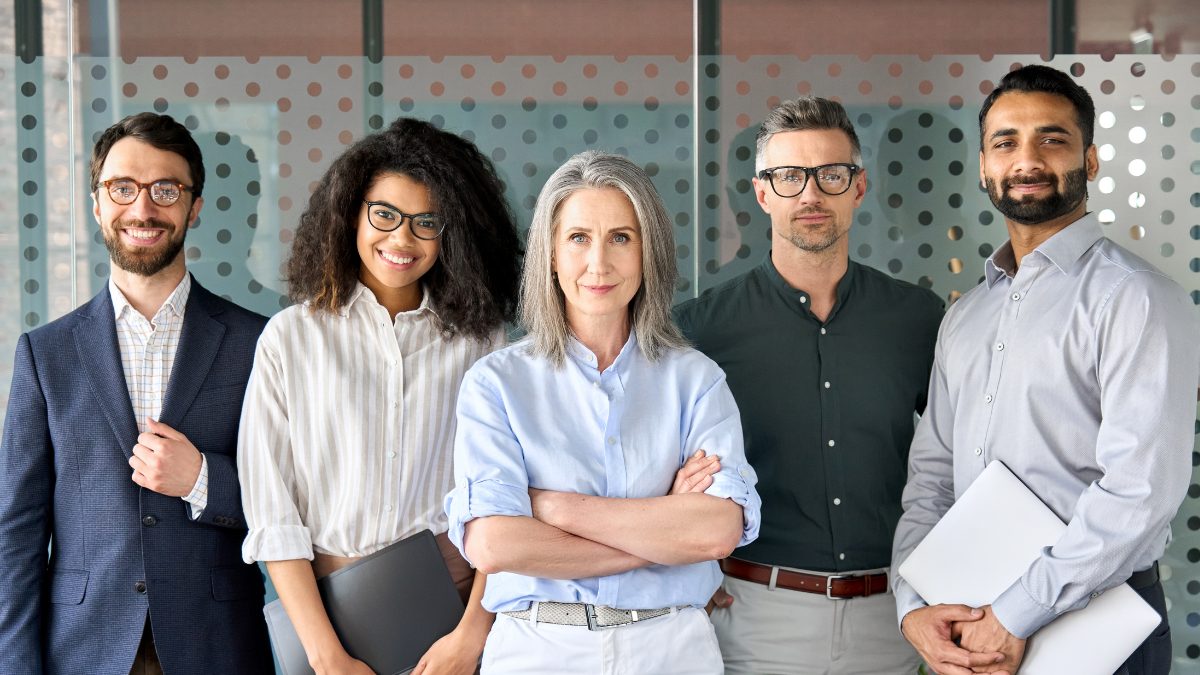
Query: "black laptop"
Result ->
[[263, 529, 466, 675]]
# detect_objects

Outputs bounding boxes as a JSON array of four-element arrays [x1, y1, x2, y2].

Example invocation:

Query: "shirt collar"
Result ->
[[343, 281, 438, 319], [759, 252, 857, 312], [984, 212, 1102, 287], [566, 330, 638, 371], [110, 273, 192, 322]]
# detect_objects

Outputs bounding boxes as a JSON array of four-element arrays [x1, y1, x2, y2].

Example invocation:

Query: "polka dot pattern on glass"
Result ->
[[5, 60, 1197, 661]]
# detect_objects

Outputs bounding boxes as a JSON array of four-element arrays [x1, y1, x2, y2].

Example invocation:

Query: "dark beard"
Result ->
[[103, 218, 186, 277], [986, 167, 1088, 225]]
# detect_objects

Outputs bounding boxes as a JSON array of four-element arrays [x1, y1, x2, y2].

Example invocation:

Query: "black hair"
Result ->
[[286, 117, 522, 340], [979, 64, 1096, 150]]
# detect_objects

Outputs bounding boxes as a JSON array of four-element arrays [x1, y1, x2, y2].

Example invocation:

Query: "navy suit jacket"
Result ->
[[0, 277, 274, 675]]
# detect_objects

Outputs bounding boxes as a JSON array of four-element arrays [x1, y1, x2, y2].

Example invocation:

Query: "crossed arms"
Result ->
[[466, 452, 742, 578], [447, 361, 760, 584]]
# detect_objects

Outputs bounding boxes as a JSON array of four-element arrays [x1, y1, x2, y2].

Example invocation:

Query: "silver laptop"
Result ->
[[264, 529, 465, 675], [898, 460, 1160, 675]]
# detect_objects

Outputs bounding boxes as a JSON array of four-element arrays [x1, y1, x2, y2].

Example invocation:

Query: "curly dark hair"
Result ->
[[286, 117, 522, 340]]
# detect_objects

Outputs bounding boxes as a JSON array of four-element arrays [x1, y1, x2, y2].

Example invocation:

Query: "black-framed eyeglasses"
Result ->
[[363, 201, 445, 240], [98, 178, 193, 206], [757, 163, 860, 198]]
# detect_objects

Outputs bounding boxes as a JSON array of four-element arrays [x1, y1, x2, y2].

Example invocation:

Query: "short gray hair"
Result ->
[[519, 151, 687, 366], [755, 96, 862, 172]]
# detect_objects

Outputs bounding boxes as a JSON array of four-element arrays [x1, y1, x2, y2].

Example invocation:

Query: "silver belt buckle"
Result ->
[[584, 603, 601, 631], [826, 574, 851, 600]]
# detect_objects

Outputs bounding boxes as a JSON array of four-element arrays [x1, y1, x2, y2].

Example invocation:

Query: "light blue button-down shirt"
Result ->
[[445, 333, 761, 613], [892, 212, 1200, 638]]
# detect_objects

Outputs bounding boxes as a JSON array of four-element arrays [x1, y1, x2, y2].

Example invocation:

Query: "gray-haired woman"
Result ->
[[445, 151, 762, 673]]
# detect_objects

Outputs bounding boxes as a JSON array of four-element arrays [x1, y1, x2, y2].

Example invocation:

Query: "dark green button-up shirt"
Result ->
[[675, 256, 943, 572]]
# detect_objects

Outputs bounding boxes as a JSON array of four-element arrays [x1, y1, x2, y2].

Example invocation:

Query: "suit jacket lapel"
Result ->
[[75, 289, 140, 458], [159, 277, 225, 429]]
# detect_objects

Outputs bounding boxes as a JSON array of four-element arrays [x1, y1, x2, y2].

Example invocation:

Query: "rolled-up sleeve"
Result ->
[[444, 366, 533, 564], [683, 370, 761, 547], [237, 328, 313, 563]]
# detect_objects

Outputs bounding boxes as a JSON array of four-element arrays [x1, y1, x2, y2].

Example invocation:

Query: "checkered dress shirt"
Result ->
[[110, 274, 208, 516]]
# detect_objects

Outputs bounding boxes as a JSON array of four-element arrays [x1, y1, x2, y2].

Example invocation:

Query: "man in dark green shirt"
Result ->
[[675, 97, 943, 674]]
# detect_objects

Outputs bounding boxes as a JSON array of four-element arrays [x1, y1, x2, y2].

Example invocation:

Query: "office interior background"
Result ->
[[3, 0, 1198, 669]]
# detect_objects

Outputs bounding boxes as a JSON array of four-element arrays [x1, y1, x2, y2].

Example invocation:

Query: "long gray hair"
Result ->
[[519, 151, 687, 366]]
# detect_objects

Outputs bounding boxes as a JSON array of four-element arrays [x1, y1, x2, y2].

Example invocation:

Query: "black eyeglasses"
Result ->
[[757, 163, 860, 198], [363, 201, 445, 240], [98, 178, 193, 206]]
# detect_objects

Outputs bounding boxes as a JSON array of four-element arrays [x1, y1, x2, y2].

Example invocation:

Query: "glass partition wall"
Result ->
[[4, 0, 1198, 668]]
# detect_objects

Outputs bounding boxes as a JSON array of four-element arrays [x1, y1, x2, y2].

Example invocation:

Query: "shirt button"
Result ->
[[820, 327, 827, 335], [827, 439, 836, 447], [384, 505, 393, 512], [824, 381, 831, 389], [141, 515, 157, 527], [974, 447, 983, 456], [388, 451, 397, 459], [839, 553, 846, 561], [800, 296, 808, 304], [134, 581, 147, 594], [1011, 292, 1021, 301], [995, 342, 1005, 351], [833, 498, 842, 506], [607, 437, 617, 445], [593, 381, 600, 388], [1090, 592, 1100, 599], [984, 394, 993, 404]]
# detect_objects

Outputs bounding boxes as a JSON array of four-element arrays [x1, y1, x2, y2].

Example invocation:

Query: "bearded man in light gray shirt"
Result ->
[[892, 64, 1200, 675]]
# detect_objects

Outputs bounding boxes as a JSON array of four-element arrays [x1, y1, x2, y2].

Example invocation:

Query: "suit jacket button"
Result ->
[[134, 581, 147, 594], [142, 515, 157, 527]]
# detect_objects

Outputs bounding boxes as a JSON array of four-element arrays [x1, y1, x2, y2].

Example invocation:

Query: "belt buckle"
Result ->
[[584, 603, 601, 631], [825, 573, 851, 600]]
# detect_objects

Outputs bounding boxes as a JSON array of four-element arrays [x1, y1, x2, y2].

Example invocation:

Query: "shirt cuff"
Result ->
[[892, 578, 928, 628], [706, 462, 761, 546], [182, 453, 209, 520], [990, 578, 1059, 639], [242, 525, 314, 564], [444, 480, 533, 565]]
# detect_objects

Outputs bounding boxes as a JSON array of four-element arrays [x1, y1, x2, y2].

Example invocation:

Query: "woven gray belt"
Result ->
[[503, 601, 679, 631]]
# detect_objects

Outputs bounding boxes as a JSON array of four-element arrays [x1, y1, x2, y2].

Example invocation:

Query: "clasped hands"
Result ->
[[901, 603, 1027, 675]]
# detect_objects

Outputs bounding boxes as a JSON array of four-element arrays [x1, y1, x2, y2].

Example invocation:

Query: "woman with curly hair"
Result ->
[[238, 117, 521, 674]]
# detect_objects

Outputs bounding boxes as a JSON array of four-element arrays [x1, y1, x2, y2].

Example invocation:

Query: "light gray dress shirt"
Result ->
[[892, 212, 1200, 639]]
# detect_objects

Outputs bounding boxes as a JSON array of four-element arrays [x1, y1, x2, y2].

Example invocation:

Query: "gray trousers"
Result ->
[[711, 572, 922, 675]]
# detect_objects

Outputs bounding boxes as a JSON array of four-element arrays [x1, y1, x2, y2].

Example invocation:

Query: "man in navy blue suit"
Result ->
[[0, 112, 273, 674]]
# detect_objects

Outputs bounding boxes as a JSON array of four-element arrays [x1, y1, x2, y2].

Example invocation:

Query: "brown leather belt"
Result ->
[[720, 557, 890, 599]]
